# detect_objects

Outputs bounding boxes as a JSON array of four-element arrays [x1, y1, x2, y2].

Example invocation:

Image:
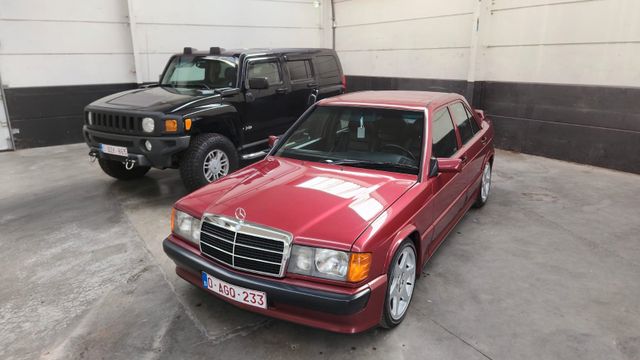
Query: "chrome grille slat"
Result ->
[[199, 214, 293, 277]]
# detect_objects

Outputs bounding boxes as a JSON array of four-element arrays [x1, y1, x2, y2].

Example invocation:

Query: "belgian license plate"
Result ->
[[202, 272, 267, 309], [100, 143, 128, 157]]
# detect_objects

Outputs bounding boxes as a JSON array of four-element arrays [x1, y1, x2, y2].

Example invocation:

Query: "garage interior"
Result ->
[[1, 0, 639, 359]]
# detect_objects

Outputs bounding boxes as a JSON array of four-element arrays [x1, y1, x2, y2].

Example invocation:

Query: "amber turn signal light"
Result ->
[[164, 119, 178, 132], [170, 208, 175, 233], [184, 118, 192, 131], [347, 253, 372, 282]]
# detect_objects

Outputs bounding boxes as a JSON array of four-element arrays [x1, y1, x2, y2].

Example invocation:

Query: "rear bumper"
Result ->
[[83, 126, 190, 168], [163, 236, 387, 333]]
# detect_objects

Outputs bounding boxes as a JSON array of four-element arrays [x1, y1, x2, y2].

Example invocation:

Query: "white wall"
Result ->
[[132, 0, 327, 82], [0, 0, 134, 87], [0, 0, 328, 87], [335, 0, 476, 80], [479, 0, 640, 87], [335, 0, 640, 88]]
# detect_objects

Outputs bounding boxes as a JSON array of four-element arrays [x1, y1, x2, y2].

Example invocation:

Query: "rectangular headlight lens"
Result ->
[[288, 245, 370, 282], [171, 209, 201, 245]]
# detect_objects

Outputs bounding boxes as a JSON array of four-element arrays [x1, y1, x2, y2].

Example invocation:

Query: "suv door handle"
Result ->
[[307, 82, 318, 88], [275, 88, 288, 94]]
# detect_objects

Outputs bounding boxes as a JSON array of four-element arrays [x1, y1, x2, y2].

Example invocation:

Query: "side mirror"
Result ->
[[437, 158, 463, 173], [268, 135, 279, 148], [474, 109, 486, 121], [428, 157, 439, 177], [248, 77, 269, 90]]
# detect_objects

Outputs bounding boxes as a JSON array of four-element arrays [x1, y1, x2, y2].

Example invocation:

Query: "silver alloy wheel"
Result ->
[[480, 163, 492, 203], [388, 246, 416, 321], [203, 149, 230, 182]]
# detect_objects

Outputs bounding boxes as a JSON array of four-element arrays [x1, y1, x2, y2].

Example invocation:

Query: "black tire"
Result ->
[[179, 133, 239, 191], [380, 240, 418, 329], [473, 162, 492, 208], [98, 158, 150, 180]]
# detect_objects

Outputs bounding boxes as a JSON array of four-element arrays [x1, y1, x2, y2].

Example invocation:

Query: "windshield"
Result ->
[[274, 106, 425, 175], [160, 56, 238, 89]]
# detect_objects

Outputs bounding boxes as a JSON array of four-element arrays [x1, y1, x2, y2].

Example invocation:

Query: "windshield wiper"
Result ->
[[325, 159, 419, 172]]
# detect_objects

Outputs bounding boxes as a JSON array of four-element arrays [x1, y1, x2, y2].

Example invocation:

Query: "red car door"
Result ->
[[448, 102, 486, 203], [426, 107, 467, 255]]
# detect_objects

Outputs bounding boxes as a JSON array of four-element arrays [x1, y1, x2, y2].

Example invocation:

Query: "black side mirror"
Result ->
[[428, 157, 439, 177], [248, 77, 269, 90]]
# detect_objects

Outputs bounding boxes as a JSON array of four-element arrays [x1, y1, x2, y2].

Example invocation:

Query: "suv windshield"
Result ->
[[161, 56, 238, 89], [274, 106, 424, 175]]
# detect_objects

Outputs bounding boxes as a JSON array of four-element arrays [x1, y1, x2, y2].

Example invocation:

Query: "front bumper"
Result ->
[[83, 126, 190, 168], [163, 236, 387, 333]]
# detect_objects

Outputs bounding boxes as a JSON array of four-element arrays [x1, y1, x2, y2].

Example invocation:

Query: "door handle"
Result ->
[[460, 155, 468, 164], [480, 136, 488, 145], [307, 82, 318, 88], [275, 88, 287, 94]]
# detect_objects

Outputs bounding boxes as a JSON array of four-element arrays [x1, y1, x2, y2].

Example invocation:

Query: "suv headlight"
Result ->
[[171, 209, 201, 245], [142, 117, 155, 133], [288, 245, 371, 282]]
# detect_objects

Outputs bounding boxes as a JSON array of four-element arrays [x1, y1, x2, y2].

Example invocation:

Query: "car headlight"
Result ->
[[288, 245, 371, 282], [87, 111, 93, 125], [171, 209, 201, 245], [142, 117, 155, 133]]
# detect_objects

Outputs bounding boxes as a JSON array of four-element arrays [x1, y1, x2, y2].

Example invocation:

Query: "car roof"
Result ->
[[177, 48, 335, 58], [318, 91, 465, 110]]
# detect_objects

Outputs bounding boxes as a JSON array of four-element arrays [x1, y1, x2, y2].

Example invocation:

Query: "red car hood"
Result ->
[[177, 157, 417, 251]]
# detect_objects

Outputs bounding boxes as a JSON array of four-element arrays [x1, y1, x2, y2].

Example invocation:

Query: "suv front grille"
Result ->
[[86, 111, 143, 134], [199, 215, 292, 277]]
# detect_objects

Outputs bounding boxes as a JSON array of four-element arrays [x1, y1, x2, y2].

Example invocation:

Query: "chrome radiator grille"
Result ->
[[199, 215, 292, 277]]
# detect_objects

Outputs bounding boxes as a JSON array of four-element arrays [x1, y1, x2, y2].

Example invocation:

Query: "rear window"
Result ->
[[314, 55, 340, 80], [287, 60, 314, 81], [449, 102, 477, 145]]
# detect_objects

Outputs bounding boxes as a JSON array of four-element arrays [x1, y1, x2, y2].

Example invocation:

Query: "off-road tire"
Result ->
[[179, 133, 238, 192], [98, 158, 150, 180]]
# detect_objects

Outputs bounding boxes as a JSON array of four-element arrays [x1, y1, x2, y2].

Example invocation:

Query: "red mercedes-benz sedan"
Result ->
[[163, 91, 495, 333]]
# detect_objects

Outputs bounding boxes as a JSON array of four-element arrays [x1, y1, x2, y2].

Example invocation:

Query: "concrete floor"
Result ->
[[1, 143, 639, 360]]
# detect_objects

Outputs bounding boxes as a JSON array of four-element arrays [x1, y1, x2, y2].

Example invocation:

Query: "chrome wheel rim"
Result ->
[[388, 247, 416, 320], [481, 163, 492, 202], [203, 149, 229, 182]]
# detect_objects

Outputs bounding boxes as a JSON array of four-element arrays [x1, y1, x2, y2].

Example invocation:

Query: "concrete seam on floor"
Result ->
[[430, 318, 494, 360]]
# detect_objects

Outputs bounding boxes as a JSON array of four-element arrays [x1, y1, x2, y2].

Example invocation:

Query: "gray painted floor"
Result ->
[[1, 143, 639, 360]]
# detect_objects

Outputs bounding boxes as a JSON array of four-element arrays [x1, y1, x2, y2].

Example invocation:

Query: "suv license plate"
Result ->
[[202, 272, 267, 309], [100, 144, 128, 157]]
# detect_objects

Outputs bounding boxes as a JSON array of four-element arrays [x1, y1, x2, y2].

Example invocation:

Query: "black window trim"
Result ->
[[430, 105, 461, 160], [243, 56, 285, 88], [286, 58, 315, 83]]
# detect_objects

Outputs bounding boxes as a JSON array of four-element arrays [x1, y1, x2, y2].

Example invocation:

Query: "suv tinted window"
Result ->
[[432, 108, 458, 158], [287, 60, 314, 81], [248, 61, 282, 85], [315, 55, 340, 80], [449, 102, 477, 144]]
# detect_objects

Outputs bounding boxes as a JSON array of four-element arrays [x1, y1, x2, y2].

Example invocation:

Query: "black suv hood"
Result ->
[[88, 86, 222, 113]]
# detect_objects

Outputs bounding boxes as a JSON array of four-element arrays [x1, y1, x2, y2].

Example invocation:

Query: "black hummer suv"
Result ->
[[84, 47, 345, 190]]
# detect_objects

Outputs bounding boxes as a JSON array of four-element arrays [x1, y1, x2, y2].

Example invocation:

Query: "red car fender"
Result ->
[[383, 223, 418, 275]]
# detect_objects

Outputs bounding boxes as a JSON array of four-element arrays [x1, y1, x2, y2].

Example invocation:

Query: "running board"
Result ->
[[241, 150, 268, 161]]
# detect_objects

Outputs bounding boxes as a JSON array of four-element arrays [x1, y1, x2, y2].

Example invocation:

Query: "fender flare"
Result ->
[[383, 224, 419, 272], [188, 104, 241, 142]]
